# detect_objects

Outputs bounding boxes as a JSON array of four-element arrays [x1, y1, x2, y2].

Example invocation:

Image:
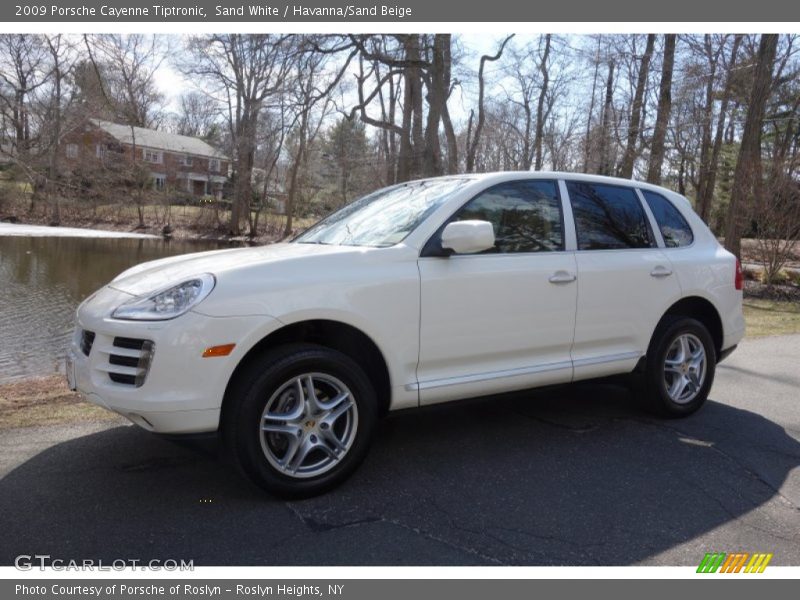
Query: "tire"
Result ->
[[223, 343, 377, 498], [638, 316, 716, 418]]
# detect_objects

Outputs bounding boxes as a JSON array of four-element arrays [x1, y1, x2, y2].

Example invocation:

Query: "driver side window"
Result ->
[[451, 180, 564, 253]]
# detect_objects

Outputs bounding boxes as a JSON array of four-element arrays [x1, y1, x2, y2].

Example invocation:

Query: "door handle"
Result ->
[[650, 266, 673, 278], [549, 271, 577, 284]]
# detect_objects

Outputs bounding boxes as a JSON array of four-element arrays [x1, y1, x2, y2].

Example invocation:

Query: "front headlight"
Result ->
[[111, 274, 216, 321]]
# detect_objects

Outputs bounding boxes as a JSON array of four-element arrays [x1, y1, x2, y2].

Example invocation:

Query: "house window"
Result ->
[[182, 155, 193, 167], [153, 174, 167, 191], [66, 143, 78, 159], [209, 158, 220, 173], [143, 149, 162, 164], [95, 144, 105, 158]]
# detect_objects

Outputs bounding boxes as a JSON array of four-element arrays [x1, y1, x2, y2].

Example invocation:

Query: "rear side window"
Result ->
[[567, 181, 654, 250], [451, 180, 563, 253], [641, 190, 694, 248]]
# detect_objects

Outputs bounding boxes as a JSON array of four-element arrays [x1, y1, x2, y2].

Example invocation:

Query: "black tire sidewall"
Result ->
[[645, 317, 716, 417], [226, 344, 377, 498]]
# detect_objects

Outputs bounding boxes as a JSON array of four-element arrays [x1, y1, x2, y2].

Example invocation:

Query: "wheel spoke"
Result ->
[[279, 435, 302, 470], [678, 335, 690, 362], [321, 396, 354, 428], [318, 390, 350, 411], [286, 437, 314, 473], [321, 427, 347, 454], [262, 422, 301, 436], [315, 440, 340, 460], [670, 374, 688, 400], [687, 371, 701, 391], [264, 400, 304, 422], [303, 376, 321, 413]]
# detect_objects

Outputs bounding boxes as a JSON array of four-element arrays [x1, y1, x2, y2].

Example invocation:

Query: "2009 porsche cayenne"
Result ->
[[67, 171, 744, 496]]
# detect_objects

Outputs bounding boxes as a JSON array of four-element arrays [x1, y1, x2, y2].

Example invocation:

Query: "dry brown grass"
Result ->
[[743, 299, 800, 338], [0, 376, 122, 429]]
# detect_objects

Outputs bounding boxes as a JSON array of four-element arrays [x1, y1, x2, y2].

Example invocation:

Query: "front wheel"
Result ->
[[224, 343, 377, 498], [639, 317, 716, 417]]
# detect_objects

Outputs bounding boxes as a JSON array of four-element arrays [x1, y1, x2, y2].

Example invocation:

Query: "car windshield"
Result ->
[[294, 178, 471, 247]]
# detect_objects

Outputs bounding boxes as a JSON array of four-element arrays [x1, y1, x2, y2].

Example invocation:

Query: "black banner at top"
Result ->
[[4, 0, 800, 23]]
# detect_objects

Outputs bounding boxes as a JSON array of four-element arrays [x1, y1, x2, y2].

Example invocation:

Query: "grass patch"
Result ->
[[743, 299, 800, 337], [0, 376, 123, 429]]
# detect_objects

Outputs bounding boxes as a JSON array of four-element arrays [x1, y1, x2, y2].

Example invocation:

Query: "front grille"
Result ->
[[80, 330, 95, 356], [108, 336, 154, 387]]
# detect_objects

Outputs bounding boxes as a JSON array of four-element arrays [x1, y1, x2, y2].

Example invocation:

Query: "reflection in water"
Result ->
[[0, 236, 232, 382]]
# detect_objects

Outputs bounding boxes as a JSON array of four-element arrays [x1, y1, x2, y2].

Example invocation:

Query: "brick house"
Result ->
[[61, 119, 229, 199]]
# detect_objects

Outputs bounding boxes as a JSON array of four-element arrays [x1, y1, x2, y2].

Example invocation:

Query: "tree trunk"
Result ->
[[533, 34, 552, 171], [619, 34, 655, 179], [647, 34, 677, 185], [597, 59, 615, 176], [422, 34, 450, 177], [724, 34, 779, 259], [583, 36, 602, 173], [283, 110, 309, 237]]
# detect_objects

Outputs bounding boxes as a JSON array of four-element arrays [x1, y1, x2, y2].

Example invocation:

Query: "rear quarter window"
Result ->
[[641, 190, 694, 248]]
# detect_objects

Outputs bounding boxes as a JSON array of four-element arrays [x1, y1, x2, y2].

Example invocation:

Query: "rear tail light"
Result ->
[[735, 258, 743, 291]]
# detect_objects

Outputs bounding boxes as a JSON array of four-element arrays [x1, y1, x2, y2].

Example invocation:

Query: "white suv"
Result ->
[[67, 172, 745, 496]]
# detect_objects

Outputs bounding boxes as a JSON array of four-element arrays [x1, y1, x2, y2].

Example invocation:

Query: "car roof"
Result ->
[[404, 170, 682, 197]]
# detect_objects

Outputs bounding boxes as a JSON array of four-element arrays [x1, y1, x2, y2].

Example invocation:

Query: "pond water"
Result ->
[[0, 231, 233, 383]]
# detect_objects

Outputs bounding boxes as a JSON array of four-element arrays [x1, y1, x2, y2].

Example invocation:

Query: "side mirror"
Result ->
[[440, 220, 495, 255]]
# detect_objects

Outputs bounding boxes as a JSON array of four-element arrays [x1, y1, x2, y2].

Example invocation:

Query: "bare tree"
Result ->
[[465, 34, 514, 172], [183, 34, 295, 235], [42, 34, 76, 225], [696, 35, 743, 222], [174, 91, 222, 139], [533, 34, 553, 171], [724, 34, 780, 259], [619, 34, 655, 178], [83, 34, 167, 127], [647, 34, 677, 185], [0, 34, 48, 187], [596, 58, 616, 175]]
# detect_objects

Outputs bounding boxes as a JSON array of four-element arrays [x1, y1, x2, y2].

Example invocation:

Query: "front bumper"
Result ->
[[68, 285, 278, 434]]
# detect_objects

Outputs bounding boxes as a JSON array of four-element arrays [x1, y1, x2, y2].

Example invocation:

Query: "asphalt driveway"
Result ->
[[1, 335, 799, 566]]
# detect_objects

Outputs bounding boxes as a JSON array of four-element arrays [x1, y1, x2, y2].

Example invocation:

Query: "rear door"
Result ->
[[565, 180, 682, 381], [416, 179, 578, 405]]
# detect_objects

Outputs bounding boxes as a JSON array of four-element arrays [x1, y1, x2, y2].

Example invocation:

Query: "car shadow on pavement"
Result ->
[[1, 382, 799, 566]]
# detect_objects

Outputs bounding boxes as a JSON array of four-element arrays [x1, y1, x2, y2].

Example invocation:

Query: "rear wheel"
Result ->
[[224, 343, 377, 497], [639, 316, 716, 417]]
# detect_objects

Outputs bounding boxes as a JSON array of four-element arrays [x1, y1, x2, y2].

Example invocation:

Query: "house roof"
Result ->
[[90, 119, 227, 160]]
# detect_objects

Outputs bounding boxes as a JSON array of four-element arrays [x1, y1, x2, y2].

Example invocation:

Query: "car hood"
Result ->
[[109, 242, 365, 296]]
